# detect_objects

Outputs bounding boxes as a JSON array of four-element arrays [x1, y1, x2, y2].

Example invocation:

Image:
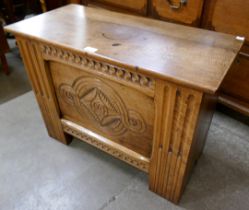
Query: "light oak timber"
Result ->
[[49, 1, 249, 115], [41, 44, 155, 98], [149, 80, 205, 202], [49, 60, 155, 158], [4, 4, 244, 94], [16, 38, 72, 145], [5, 4, 243, 203]]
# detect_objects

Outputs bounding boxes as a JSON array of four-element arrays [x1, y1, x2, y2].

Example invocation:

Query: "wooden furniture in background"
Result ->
[[218, 51, 249, 115], [0, 24, 10, 75], [5, 4, 243, 203], [0, 0, 26, 24], [39, 0, 67, 11], [89, 0, 147, 15], [85, 0, 206, 24], [201, 0, 249, 116], [40, 0, 85, 11], [151, 0, 204, 26], [202, 0, 249, 42]]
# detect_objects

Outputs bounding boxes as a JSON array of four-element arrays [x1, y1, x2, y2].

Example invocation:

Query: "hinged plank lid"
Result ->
[[5, 4, 244, 93]]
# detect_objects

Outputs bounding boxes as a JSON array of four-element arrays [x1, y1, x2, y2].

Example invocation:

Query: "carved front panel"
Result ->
[[50, 61, 154, 157]]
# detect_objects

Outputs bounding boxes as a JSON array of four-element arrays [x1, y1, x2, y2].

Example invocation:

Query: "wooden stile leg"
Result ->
[[16, 37, 72, 145], [149, 80, 204, 203]]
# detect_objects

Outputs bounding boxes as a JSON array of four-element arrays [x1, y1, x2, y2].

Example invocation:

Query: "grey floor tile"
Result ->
[[0, 93, 140, 210], [212, 111, 249, 142], [0, 143, 139, 210], [180, 120, 249, 210], [102, 173, 184, 210]]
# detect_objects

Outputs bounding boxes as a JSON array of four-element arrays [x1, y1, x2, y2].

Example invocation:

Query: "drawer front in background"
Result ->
[[152, 0, 204, 26], [89, 0, 148, 15]]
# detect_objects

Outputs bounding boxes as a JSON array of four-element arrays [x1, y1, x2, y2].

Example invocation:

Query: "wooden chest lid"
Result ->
[[5, 4, 244, 93]]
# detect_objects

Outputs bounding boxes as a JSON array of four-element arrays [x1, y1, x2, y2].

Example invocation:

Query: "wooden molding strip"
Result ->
[[41, 45, 155, 97], [61, 119, 150, 172]]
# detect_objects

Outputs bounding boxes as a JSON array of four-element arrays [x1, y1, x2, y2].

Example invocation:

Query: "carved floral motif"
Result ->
[[59, 77, 146, 136]]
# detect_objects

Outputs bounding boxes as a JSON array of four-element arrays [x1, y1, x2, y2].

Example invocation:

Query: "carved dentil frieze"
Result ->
[[41, 45, 155, 90]]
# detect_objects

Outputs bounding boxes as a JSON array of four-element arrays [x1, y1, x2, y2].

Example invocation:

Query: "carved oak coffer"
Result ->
[[5, 4, 243, 203]]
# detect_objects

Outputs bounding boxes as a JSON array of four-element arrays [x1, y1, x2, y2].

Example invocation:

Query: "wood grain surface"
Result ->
[[4, 4, 243, 94], [202, 0, 249, 43], [50, 61, 155, 157]]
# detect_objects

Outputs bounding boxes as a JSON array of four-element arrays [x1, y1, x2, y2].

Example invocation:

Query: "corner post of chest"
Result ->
[[16, 37, 72, 145], [148, 79, 214, 203]]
